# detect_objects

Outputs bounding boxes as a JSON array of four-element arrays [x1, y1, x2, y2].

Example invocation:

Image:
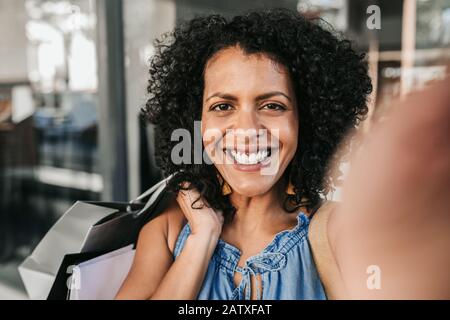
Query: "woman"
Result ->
[[116, 8, 372, 300]]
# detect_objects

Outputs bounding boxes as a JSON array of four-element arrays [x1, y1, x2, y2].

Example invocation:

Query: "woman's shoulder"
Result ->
[[139, 197, 187, 255], [308, 200, 338, 253], [308, 200, 344, 299], [311, 200, 336, 218]]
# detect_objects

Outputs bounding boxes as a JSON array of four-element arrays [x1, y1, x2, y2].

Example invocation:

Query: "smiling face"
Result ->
[[201, 46, 299, 197]]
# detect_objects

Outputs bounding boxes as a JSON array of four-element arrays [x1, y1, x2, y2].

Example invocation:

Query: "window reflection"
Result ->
[[0, 0, 100, 298]]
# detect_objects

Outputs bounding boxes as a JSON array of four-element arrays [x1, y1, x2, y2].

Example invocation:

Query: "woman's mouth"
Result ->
[[221, 147, 278, 172], [229, 149, 271, 165]]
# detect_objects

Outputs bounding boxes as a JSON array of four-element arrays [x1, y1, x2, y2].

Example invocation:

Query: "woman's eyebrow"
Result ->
[[255, 91, 292, 102], [205, 91, 292, 102], [205, 92, 238, 102]]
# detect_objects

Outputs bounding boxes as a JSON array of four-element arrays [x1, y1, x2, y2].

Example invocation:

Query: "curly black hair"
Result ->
[[142, 8, 372, 220]]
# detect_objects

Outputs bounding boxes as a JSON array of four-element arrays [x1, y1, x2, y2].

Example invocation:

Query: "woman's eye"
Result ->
[[261, 103, 286, 111], [211, 104, 233, 111]]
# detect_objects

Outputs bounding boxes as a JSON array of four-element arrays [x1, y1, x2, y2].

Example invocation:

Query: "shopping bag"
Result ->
[[47, 245, 135, 300], [18, 177, 172, 300]]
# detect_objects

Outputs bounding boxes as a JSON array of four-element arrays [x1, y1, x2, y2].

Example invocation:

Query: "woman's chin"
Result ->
[[220, 168, 283, 198], [229, 183, 274, 198]]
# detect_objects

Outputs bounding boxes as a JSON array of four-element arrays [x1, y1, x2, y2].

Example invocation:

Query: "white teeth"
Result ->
[[229, 149, 270, 165]]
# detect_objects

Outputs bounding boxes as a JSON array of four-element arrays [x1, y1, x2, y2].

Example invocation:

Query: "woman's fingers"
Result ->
[[176, 185, 224, 236], [177, 188, 206, 213]]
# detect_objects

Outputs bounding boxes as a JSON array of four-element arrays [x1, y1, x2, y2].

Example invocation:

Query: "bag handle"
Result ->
[[127, 175, 173, 216], [132, 177, 170, 203]]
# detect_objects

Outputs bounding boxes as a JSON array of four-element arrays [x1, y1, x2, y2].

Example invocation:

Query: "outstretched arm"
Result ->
[[330, 78, 450, 299]]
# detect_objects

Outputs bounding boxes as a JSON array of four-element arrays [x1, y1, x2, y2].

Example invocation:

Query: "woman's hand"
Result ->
[[176, 187, 224, 239], [333, 77, 450, 299], [119, 187, 225, 300]]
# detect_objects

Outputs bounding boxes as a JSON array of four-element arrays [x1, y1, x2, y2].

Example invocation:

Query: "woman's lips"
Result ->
[[223, 148, 277, 172], [232, 161, 271, 172]]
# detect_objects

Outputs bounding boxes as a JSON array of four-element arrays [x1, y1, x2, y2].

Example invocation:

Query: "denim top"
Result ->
[[173, 211, 326, 300]]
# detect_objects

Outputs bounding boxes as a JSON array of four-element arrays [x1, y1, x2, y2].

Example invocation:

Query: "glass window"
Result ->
[[0, 0, 101, 298]]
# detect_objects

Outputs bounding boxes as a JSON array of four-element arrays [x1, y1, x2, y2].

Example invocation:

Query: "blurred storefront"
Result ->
[[0, 0, 101, 298], [0, 0, 449, 299]]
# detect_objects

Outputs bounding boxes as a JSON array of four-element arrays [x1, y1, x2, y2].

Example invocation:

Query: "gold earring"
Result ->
[[217, 174, 232, 196], [286, 181, 296, 195]]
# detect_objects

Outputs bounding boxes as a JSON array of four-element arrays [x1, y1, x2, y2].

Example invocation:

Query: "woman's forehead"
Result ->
[[203, 46, 293, 95]]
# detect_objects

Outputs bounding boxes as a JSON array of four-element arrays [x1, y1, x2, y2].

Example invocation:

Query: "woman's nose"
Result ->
[[234, 107, 261, 131], [232, 107, 264, 147]]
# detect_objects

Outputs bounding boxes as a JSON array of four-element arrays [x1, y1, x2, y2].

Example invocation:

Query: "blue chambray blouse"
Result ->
[[173, 211, 326, 300]]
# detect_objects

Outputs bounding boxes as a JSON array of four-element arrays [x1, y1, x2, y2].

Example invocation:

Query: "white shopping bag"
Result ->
[[68, 245, 136, 300]]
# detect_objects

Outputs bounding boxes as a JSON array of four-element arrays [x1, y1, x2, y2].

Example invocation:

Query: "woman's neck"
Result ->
[[226, 180, 293, 236]]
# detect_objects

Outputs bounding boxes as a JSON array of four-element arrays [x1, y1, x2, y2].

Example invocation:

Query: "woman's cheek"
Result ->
[[201, 123, 227, 164], [267, 117, 298, 149]]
